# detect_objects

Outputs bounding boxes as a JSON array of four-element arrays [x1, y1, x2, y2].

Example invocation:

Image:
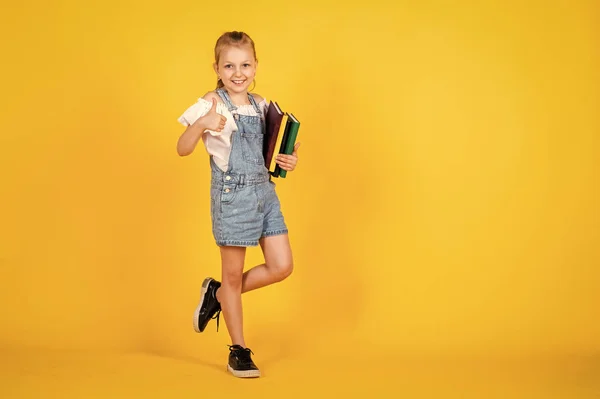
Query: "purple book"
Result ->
[[263, 101, 284, 172]]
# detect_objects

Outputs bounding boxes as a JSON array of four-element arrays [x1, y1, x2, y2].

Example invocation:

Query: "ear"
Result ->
[[213, 62, 218, 75]]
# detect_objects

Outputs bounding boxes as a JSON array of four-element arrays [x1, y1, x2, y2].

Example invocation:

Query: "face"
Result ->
[[214, 45, 257, 94]]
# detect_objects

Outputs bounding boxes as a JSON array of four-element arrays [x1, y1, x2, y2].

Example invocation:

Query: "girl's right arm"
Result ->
[[177, 119, 207, 157], [176, 97, 226, 156]]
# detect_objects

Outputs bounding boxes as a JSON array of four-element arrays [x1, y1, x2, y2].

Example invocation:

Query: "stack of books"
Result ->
[[263, 101, 300, 178]]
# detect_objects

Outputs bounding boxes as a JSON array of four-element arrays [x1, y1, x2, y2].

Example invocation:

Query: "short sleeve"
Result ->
[[259, 99, 268, 120], [177, 98, 229, 127]]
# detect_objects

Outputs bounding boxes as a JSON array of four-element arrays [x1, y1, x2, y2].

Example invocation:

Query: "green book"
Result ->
[[273, 113, 300, 178]]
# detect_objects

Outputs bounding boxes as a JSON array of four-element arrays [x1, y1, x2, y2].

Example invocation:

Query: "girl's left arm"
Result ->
[[275, 142, 301, 172]]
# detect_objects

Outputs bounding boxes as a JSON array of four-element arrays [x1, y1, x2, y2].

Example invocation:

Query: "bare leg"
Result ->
[[245, 234, 294, 292], [219, 246, 246, 347], [216, 234, 293, 304]]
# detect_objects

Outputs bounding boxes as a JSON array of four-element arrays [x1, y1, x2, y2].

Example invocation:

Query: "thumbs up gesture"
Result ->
[[201, 98, 227, 132]]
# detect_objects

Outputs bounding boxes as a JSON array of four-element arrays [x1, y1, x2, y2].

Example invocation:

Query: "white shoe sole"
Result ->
[[227, 364, 261, 378], [193, 277, 212, 333]]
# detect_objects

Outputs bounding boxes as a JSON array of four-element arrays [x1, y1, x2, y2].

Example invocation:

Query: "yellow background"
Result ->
[[1, 0, 598, 397]]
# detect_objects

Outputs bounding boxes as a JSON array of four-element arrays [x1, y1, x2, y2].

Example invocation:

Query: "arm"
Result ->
[[275, 142, 301, 172], [176, 93, 226, 157], [176, 119, 207, 157]]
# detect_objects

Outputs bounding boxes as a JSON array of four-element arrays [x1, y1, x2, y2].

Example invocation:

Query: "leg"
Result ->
[[216, 234, 293, 303], [196, 234, 292, 335], [219, 245, 246, 347], [245, 234, 294, 292], [214, 247, 263, 379]]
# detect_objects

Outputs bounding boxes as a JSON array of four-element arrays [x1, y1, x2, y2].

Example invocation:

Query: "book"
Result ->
[[263, 101, 285, 173], [273, 113, 300, 178], [268, 113, 288, 173]]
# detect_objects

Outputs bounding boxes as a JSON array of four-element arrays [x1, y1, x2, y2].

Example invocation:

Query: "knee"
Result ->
[[222, 269, 243, 288], [273, 260, 293, 282]]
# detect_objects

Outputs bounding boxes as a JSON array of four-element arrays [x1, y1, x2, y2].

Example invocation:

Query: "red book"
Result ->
[[263, 101, 285, 172]]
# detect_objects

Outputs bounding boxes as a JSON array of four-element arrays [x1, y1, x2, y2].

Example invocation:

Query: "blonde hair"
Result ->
[[214, 31, 258, 89]]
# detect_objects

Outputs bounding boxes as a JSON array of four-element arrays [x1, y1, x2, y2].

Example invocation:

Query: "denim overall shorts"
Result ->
[[209, 88, 288, 247]]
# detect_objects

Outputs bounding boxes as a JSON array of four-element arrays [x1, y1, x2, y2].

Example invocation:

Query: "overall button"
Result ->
[[225, 176, 231, 181], [225, 188, 230, 193]]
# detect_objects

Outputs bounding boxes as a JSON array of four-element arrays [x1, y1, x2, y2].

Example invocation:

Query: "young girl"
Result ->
[[176, 31, 300, 378]]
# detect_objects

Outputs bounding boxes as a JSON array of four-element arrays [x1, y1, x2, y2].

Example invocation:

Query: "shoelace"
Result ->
[[212, 309, 221, 332], [228, 345, 255, 365]]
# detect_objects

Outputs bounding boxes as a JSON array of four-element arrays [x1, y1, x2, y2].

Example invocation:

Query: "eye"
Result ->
[[225, 65, 232, 68], [243, 63, 251, 67]]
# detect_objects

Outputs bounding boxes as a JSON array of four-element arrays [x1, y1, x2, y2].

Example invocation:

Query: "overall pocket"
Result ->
[[237, 115, 265, 165], [241, 132, 264, 165], [219, 184, 237, 206]]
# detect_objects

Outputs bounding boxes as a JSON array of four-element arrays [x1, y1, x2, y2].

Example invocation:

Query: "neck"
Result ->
[[222, 88, 250, 106]]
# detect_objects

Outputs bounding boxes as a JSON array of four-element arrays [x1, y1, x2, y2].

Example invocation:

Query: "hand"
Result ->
[[275, 142, 301, 172], [199, 98, 226, 132]]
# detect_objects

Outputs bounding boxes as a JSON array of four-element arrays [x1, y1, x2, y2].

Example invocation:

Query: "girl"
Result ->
[[176, 31, 300, 378]]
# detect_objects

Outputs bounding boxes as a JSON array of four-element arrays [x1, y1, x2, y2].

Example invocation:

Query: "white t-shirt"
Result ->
[[178, 97, 268, 171]]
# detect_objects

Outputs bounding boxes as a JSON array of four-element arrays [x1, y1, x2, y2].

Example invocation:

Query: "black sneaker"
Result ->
[[227, 345, 261, 378], [193, 277, 221, 333]]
